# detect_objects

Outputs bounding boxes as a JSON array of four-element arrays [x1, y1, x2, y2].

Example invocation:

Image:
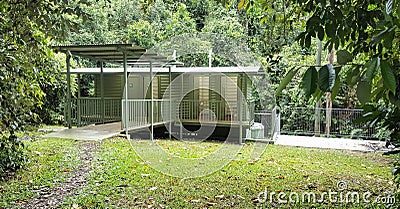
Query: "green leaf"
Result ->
[[318, 64, 335, 92], [325, 22, 336, 38], [389, 92, 400, 108], [365, 57, 380, 83], [357, 80, 371, 105], [372, 26, 396, 47], [238, 0, 245, 9], [317, 26, 324, 41], [336, 50, 353, 65], [305, 34, 311, 48], [331, 76, 341, 100], [302, 66, 318, 98], [346, 67, 360, 87], [383, 28, 395, 49], [312, 87, 323, 101], [397, 0, 400, 17], [380, 60, 397, 93], [276, 67, 299, 96]]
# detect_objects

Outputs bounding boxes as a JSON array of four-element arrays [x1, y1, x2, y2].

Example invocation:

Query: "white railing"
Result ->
[[70, 98, 255, 130], [121, 99, 254, 130], [122, 99, 172, 130], [70, 97, 121, 126]]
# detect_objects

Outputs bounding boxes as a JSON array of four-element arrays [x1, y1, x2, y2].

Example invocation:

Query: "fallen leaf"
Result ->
[[278, 175, 285, 179], [72, 203, 80, 209], [248, 158, 260, 165], [190, 199, 201, 203], [206, 201, 217, 206], [60, 169, 70, 173], [33, 151, 42, 156], [252, 198, 261, 204], [258, 173, 268, 177], [149, 186, 158, 191], [215, 195, 224, 199], [234, 195, 245, 200]]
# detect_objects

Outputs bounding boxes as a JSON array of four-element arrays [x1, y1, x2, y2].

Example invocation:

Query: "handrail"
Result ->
[[78, 97, 121, 100]]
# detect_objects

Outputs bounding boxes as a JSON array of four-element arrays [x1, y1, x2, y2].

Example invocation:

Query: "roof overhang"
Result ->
[[52, 44, 169, 66], [63, 66, 262, 74]]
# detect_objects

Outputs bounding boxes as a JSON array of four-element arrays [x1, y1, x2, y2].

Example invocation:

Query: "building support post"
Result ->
[[168, 66, 172, 139], [238, 75, 243, 144], [123, 53, 129, 139], [150, 61, 154, 141], [100, 62, 105, 124], [180, 74, 183, 139], [66, 52, 72, 129], [77, 74, 81, 126]]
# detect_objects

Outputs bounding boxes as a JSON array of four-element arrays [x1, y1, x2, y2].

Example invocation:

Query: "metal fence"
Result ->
[[252, 108, 279, 140], [280, 107, 376, 138]]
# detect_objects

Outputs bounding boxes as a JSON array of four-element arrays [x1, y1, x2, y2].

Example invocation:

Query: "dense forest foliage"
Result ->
[[1, 0, 399, 186]]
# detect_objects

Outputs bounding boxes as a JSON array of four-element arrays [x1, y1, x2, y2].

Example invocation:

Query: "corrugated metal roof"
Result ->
[[52, 43, 168, 66], [63, 66, 261, 74]]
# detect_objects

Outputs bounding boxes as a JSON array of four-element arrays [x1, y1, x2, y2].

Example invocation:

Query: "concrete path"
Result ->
[[44, 122, 122, 141], [275, 135, 388, 152]]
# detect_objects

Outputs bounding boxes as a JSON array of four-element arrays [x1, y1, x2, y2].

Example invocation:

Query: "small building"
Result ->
[[68, 66, 259, 141], [54, 44, 273, 142]]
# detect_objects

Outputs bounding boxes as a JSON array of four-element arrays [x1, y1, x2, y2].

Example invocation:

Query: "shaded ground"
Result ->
[[20, 141, 98, 208]]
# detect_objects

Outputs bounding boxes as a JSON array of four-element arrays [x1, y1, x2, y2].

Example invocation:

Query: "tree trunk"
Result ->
[[314, 40, 322, 136], [325, 48, 335, 137]]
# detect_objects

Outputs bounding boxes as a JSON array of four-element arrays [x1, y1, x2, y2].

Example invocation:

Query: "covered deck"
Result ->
[[53, 44, 256, 142]]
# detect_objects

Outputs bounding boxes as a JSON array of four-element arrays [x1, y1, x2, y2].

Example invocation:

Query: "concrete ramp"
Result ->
[[44, 122, 122, 141]]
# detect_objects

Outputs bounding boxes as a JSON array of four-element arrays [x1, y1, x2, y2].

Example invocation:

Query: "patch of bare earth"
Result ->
[[20, 141, 99, 209]]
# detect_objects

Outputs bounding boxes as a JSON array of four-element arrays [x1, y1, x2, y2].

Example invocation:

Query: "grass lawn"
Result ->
[[0, 136, 396, 208]]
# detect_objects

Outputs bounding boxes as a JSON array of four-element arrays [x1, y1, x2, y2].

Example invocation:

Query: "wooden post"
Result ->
[[100, 62, 105, 124], [66, 52, 72, 129]]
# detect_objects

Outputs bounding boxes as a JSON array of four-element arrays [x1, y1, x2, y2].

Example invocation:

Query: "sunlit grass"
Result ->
[[63, 138, 395, 208], [0, 135, 395, 208]]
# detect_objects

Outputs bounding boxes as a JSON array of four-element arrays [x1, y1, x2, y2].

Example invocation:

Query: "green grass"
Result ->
[[0, 135, 396, 208], [61, 138, 395, 208], [0, 137, 81, 207]]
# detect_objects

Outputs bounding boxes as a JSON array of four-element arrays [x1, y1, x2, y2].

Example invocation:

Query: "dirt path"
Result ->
[[21, 141, 99, 208]]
